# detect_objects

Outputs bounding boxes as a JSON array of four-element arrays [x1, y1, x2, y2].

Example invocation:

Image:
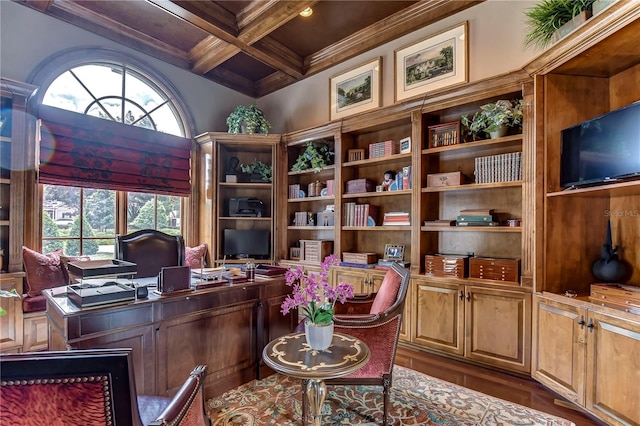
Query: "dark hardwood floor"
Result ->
[[395, 344, 607, 426]]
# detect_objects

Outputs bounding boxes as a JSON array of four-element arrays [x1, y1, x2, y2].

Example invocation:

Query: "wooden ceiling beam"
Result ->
[[305, 0, 484, 75]]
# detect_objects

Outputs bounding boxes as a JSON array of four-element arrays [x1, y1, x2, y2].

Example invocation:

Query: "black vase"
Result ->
[[592, 220, 629, 283]]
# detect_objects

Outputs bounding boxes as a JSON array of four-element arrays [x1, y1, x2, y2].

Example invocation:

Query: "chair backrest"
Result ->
[[369, 262, 411, 316], [116, 229, 185, 278], [0, 349, 144, 426]]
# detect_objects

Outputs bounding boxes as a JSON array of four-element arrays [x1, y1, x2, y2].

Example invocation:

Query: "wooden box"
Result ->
[[348, 149, 365, 162], [300, 240, 333, 264], [369, 140, 399, 158], [428, 121, 460, 148], [469, 257, 520, 283], [426, 171, 468, 187], [589, 284, 640, 313], [424, 254, 469, 278], [345, 179, 375, 194], [343, 252, 377, 265]]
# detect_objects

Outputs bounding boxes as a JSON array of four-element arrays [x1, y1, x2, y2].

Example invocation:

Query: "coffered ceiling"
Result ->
[[16, 0, 483, 97]]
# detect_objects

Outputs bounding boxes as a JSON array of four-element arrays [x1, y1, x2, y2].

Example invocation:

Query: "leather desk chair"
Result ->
[[115, 229, 185, 278], [0, 348, 209, 426]]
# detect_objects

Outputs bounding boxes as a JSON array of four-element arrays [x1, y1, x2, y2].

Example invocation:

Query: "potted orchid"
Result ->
[[281, 254, 354, 350]]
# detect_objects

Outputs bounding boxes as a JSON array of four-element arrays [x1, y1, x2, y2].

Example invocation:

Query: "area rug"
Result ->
[[206, 365, 574, 425]]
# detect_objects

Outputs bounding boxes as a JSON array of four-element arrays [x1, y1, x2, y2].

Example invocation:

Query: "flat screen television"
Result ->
[[560, 101, 640, 188], [223, 229, 270, 259]]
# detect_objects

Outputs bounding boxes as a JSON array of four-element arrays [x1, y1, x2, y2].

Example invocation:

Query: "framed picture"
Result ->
[[383, 244, 405, 262], [399, 137, 411, 154], [330, 57, 382, 121], [394, 22, 468, 102]]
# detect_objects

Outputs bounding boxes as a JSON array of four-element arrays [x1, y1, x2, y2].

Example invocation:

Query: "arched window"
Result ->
[[31, 49, 194, 257]]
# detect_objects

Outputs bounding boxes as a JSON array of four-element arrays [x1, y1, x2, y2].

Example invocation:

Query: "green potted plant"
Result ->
[[240, 160, 272, 182], [524, 0, 595, 49], [226, 105, 271, 134], [461, 99, 523, 140], [290, 141, 334, 173]]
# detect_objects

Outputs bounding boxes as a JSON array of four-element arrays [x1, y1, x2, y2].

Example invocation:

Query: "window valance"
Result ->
[[38, 105, 191, 196]]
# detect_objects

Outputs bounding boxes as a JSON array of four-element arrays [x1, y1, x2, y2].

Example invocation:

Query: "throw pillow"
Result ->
[[185, 243, 208, 268], [22, 247, 68, 297]]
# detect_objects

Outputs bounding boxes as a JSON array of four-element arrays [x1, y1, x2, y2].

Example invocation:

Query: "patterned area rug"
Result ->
[[206, 365, 574, 425]]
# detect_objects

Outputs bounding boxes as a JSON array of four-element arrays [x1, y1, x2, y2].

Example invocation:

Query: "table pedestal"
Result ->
[[306, 378, 327, 426]]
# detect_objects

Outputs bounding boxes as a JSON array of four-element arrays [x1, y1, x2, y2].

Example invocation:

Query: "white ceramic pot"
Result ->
[[304, 320, 334, 351]]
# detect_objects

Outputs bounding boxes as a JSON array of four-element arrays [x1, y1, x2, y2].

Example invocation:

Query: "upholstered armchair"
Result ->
[[301, 263, 411, 425], [116, 229, 185, 278], [0, 349, 209, 426]]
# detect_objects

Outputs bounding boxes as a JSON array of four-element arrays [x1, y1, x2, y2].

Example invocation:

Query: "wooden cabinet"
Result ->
[[195, 132, 281, 266], [533, 293, 640, 425], [280, 123, 340, 263], [0, 78, 37, 273], [412, 276, 531, 373], [0, 272, 24, 353]]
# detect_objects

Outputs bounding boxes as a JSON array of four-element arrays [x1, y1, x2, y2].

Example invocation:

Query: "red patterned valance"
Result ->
[[38, 105, 191, 196]]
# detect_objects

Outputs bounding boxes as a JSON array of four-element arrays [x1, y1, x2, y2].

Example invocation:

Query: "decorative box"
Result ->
[[343, 252, 377, 265], [369, 140, 399, 158], [300, 240, 333, 264], [426, 171, 468, 187], [469, 257, 520, 283], [428, 121, 461, 148], [345, 179, 375, 194], [424, 254, 469, 278], [316, 210, 335, 226], [589, 284, 640, 313]]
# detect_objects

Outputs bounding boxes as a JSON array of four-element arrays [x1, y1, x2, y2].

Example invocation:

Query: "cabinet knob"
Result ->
[[577, 315, 585, 329], [466, 292, 471, 302], [459, 290, 464, 301], [586, 318, 594, 332]]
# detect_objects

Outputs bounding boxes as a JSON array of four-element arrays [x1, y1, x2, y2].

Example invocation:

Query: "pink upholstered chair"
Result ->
[[301, 262, 411, 425], [0, 349, 209, 426]]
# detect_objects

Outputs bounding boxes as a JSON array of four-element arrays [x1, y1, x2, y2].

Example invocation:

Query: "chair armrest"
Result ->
[[334, 313, 382, 327], [147, 365, 208, 426], [335, 293, 377, 315]]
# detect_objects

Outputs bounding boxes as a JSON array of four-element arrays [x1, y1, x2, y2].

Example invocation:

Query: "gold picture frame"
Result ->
[[330, 57, 382, 121], [394, 22, 468, 102]]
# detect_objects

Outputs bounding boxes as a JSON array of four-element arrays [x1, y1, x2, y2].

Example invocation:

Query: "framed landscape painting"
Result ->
[[330, 57, 381, 121], [395, 22, 468, 102]]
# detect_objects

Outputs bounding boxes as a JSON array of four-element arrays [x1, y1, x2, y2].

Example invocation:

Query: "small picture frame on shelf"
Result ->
[[383, 244, 405, 262], [289, 247, 301, 261], [399, 136, 411, 154], [428, 121, 461, 148]]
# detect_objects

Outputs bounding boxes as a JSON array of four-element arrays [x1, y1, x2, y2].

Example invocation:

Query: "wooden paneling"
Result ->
[[0, 273, 23, 352], [22, 311, 48, 352]]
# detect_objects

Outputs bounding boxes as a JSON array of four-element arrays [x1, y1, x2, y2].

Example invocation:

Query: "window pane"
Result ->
[[127, 192, 154, 233], [83, 188, 116, 259], [73, 64, 124, 105], [150, 103, 183, 136], [42, 71, 91, 114], [158, 195, 181, 235]]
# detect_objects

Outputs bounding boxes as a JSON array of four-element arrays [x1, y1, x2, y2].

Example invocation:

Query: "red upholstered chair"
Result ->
[[0, 349, 209, 426], [301, 263, 411, 425]]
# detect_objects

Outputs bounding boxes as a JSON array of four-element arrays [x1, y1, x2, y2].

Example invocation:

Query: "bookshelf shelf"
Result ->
[[422, 181, 522, 193], [420, 225, 522, 233], [421, 134, 522, 155], [343, 189, 411, 199], [343, 152, 412, 168], [342, 226, 412, 231], [287, 226, 335, 230]]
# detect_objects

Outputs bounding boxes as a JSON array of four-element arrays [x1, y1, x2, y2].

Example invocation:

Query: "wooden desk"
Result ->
[[43, 276, 293, 398], [262, 332, 370, 426]]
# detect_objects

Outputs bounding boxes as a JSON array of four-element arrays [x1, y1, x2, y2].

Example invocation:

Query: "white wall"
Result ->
[[0, 0, 251, 136], [1, 0, 541, 136], [260, 0, 540, 133]]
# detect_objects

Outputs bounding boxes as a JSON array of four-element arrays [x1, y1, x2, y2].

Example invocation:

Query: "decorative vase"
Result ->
[[304, 320, 334, 351], [489, 125, 508, 139], [592, 220, 629, 283]]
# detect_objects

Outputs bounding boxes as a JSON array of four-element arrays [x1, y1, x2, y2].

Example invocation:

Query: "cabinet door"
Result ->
[[0, 274, 23, 352], [585, 310, 640, 425], [412, 277, 463, 355], [334, 269, 369, 293], [532, 294, 587, 406], [464, 286, 531, 373]]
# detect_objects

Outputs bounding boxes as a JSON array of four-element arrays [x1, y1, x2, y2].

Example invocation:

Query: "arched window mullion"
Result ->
[[70, 69, 116, 122]]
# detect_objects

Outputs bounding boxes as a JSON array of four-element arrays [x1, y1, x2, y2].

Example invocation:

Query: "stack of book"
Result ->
[[382, 212, 410, 226], [343, 203, 378, 226], [474, 151, 522, 184], [288, 183, 302, 199], [456, 209, 498, 227], [340, 252, 377, 269]]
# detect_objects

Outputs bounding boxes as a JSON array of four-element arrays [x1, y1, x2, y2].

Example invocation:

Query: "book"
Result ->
[[456, 221, 499, 226], [456, 215, 494, 222], [339, 262, 377, 269], [459, 209, 494, 216]]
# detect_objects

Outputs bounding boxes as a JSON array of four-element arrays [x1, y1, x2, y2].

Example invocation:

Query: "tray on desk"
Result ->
[[68, 259, 137, 279], [68, 281, 136, 307]]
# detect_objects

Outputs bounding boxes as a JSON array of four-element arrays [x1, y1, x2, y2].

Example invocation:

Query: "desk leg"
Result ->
[[306, 378, 327, 426]]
